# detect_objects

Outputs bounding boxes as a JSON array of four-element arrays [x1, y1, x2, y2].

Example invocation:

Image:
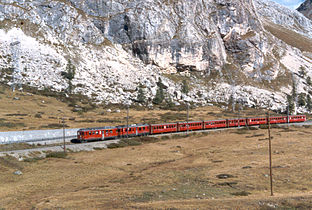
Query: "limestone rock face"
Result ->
[[70, 0, 268, 75], [0, 0, 311, 112]]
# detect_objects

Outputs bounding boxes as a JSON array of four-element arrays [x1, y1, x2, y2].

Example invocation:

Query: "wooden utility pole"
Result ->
[[126, 104, 129, 138], [187, 103, 189, 134], [268, 110, 273, 196], [287, 104, 290, 128], [62, 117, 66, 154]]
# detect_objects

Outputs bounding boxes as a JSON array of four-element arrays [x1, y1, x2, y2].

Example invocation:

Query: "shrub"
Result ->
[[231, 191, 250, 196], [34, 113, 42, 118], [107, 139, 141, 149], [23, 157, 44, 162], [46, 152, 67, 158]]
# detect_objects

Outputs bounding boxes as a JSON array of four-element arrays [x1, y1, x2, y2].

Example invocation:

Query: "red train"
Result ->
[[77, 115, 306, 142]]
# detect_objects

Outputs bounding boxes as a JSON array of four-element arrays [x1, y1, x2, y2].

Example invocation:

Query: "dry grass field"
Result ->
[[0, 125, 312, 209], [0, 84, 271, 132], [1, 84, 312, 209]]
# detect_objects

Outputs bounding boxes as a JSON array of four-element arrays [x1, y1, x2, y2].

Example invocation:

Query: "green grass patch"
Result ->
[[23, 157, 44, 162]]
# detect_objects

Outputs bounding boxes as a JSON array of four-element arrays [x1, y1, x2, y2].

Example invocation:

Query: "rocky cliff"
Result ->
[[0, 0, 311, 113], [297, 0, 312, 20]]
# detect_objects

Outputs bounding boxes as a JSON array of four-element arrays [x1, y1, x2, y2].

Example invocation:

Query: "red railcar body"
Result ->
[[227, 119, 247, 127], [204, 120, 227, 129], [269, 116, 287, 124], [177, 121, 203, 132], [150, 123, 177, 134], [247, 117, 267, 126], [289, 115, 306, 123], [77, 126, 117, 141], [116, 124, 149, 138]]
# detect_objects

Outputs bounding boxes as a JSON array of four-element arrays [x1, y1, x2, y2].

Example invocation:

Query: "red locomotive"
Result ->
[[77, 115, 306, 142]]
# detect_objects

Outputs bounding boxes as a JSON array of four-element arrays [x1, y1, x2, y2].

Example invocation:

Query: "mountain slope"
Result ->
[[0, 0, 311, 113], [297, 0, 312, 20]]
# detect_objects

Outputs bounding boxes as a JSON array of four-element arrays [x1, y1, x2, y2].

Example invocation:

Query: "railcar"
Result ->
[[77, 126, 118, 142], [269, 116, 287, 124], [116, 124, 149, 138], [227, 119, 247, 127], [204, 120, 227, 129], [289, 115, 306, 123], [150, 123, 177, 134], [247, 117, 267, 126], [177, 121, 203, 132]]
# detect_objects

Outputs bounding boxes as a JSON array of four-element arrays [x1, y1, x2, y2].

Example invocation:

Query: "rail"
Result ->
[[0, 128, 79, 144]]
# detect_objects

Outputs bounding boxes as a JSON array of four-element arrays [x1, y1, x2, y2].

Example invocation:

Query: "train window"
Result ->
[[96, 131, 98, 135]]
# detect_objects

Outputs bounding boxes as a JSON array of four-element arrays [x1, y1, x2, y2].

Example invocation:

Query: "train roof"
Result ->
[[78, 126, 116, 131], [203, 119, 226, 122], [178, 120, 203, 124], [116, 124, 149, 128], [150, 122, 178, 126], [78, 124, 149, 131]]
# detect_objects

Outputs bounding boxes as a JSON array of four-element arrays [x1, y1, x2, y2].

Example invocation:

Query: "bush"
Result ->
[[40, 123, 69, 129], [46, 152, 67, 158], [231, 191, 251, 196], [23, 157, 44, 162], [259, 124, 280, 129], [247, 126, 258, 130], [122, 139, 141, 146], [107, 141, 128, 149], [34, 113, 42, 118], [107, 139, 141, 149]]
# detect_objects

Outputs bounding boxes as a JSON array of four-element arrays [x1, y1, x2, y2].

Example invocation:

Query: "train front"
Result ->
[[77, 129, 85, 142]]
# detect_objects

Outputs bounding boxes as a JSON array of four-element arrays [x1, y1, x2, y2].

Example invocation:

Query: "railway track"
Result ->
[[0, 121, 311, 159]]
